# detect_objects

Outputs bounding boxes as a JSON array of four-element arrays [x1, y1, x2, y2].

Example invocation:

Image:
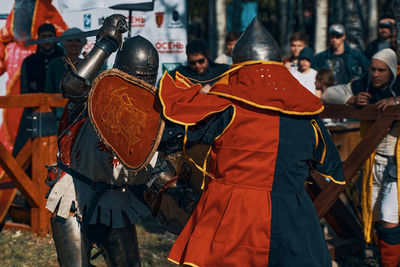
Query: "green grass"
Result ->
[[0, 229, 59, 266], [0, 215, 381, 266], [0, 216, 176, 267]]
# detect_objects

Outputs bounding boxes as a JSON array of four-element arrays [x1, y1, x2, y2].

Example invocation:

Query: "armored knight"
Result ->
[[45, 14, 159, 266], [156, 18, 345, 266], [84, 17, 345, 266]]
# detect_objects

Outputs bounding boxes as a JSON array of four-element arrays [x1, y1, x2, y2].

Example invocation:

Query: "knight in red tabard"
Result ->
[[158, 18, 345, 267]]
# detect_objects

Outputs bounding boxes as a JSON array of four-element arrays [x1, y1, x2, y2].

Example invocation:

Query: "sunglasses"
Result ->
[[379, 22, 393, 28], [188, 58, 206, 66]]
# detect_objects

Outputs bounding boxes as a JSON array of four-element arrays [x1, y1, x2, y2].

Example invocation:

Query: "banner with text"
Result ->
[[55, 0, 187, 79]]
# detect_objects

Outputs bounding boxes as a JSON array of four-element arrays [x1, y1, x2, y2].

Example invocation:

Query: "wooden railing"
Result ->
[[309, 104, 400, 258], [0, 99, 398, 248], [314, 104, 400, 215], [0, 93, 67, 236]]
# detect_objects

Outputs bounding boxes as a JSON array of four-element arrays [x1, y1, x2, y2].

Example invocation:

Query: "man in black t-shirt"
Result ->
[[313, 23, 369, 85], [14, 23, 64, 156]]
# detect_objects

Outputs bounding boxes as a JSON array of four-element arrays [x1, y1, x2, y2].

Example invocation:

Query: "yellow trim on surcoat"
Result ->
[[183, 262, 200, 267], [167, 257, 180, 265], [168, 257, 202, 267], [168, 256, 204, 266], [159, 71, 233, 126], [313, 170, 346, 185], [310, 119, 327, 164], [312, 121, 319, 150], [181, 106, 237, 189], [208, 91, 324, 115], [175, 71, 194, 88]]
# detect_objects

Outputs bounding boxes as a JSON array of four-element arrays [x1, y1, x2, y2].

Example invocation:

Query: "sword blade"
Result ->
[[25, 29, 98, 46]]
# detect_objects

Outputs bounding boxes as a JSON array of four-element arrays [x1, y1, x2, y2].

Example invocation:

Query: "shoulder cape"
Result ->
[[159, 61, 323, 126]]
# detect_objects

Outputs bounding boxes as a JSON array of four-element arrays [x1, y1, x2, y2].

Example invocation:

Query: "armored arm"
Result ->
[[145, 151, 195, 216], [61, 14, 128, 100]]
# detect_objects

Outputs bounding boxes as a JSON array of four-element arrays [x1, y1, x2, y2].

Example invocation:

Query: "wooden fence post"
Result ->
[[0, 94, 66, 235], [30, 104, 58, 236]]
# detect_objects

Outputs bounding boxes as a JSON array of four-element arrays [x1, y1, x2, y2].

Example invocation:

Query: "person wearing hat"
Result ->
[[44, 27, 87, 121], [313, 23, 369, 85], [365, 14, 396, 59], [290, 46, 317, 94], [321, 48, 400, 266], [13, 23, 65, 157]]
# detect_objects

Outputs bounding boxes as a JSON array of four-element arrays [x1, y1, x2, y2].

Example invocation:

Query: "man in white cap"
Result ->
[[314, 23, 369, 85], [321, 48, 400, 267]]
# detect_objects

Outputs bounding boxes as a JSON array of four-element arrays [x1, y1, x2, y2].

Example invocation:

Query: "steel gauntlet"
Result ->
[[147, 152, 190, 191]]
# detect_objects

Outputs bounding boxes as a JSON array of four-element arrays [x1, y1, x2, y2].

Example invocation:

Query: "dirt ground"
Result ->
[[0, 215, 381, 267], [0, 216, 176, 267]]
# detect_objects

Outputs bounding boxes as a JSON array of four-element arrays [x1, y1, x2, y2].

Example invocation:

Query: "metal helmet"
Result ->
[[113, 35, 159, 86], [231, 18, 282, 64]]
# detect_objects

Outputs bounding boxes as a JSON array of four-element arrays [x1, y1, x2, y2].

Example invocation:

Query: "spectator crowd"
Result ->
[[4, 11, 400, 267]]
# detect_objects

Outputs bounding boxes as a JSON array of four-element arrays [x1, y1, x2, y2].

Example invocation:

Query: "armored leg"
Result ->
[[90, 213, 141, 267], [51, 216, 92, 267]]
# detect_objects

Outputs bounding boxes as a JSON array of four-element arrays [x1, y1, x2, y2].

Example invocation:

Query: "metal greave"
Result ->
[[96, 213, 141, 267], [51, 214, 141, 267], [51, 216, 91, 267]]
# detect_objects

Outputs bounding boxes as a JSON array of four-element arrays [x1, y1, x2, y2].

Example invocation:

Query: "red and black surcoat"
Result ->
[[159, 62, 345, 267]]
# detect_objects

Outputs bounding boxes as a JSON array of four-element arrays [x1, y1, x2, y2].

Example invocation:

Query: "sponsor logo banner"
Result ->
[[155, 40, 185, 54], [131, 16, 146, 28], [168, 10, 184, 28]]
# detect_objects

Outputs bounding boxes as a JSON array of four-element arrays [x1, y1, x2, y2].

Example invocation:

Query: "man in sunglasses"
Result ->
[[365, 14, 396, 59], [170, 39, 229, 86], [314, 23, 369, 85]]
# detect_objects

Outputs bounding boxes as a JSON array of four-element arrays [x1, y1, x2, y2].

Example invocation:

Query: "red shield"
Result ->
[[88, 69, 165, 171]]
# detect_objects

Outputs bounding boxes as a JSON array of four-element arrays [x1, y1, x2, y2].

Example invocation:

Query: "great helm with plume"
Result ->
[[113, 35, 159, 86], [231, 18, 282, 64]]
